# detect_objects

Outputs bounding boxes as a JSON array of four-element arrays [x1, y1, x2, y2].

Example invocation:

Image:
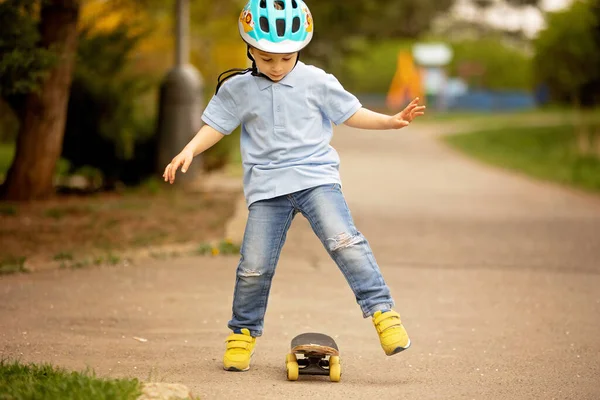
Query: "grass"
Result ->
[[51, 252, 122, 270], [0, 143, 15, 180], [196, 239, 240, 257], [0, 256, 28, 275], [0, 187, 238, 271], [0, 360, 142, 400], [423, 107, 600, 133], [444, 124, 600, 193]]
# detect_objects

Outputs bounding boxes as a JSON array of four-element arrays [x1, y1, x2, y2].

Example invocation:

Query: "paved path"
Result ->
[[2, 124, 600, 399]]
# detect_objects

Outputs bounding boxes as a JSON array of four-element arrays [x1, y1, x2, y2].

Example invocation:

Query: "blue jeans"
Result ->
[[228, 183, 395, 337]]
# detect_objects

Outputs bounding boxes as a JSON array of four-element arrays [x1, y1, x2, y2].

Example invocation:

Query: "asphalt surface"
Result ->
[[1, 123, 599, 399]]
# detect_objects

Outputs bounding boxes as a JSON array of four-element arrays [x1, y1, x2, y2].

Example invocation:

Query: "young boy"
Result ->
[[163, 0, 425, 372]]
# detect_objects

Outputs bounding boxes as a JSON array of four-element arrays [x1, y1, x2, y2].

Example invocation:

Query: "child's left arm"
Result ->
[[344, 97, 426, 130]]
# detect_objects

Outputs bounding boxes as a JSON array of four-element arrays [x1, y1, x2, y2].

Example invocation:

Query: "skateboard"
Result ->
[[285, 332, 341, 382]]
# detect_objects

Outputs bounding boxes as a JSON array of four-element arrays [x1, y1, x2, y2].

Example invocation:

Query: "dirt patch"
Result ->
[[0, 185, 240, 272]]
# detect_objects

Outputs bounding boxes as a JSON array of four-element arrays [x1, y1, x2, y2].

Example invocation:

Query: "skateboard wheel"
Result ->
[[286, 353, 297, 363], [329, 356, 341, 382], [287, 361, 299, 381]]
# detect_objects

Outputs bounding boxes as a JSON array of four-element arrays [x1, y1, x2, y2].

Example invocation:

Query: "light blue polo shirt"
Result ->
[[201, 61, 362, 207]]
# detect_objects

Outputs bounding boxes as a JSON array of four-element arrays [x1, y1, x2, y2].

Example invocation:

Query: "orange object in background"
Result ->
[[386, 51, 425, 111]]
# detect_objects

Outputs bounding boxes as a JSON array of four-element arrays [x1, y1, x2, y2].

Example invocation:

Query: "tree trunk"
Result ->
[[1, 0, 80, 201], [571, 95, 590, 156]]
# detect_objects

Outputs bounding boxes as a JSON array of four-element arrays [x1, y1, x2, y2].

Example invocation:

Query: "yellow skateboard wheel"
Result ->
[[329, 356, 341, 382], [286, 353, 299, 381]]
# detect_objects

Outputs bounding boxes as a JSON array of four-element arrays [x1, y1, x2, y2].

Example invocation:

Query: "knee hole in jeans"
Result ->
[[326, 232, 363, 252]]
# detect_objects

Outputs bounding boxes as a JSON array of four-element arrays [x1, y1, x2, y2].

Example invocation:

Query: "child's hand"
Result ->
[[163, 149, 194, 184], [389, 97, 426, 129]]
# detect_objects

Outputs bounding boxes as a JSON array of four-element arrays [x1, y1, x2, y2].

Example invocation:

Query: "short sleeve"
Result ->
[[320, 74, 362, 125], [201, 84, 241, 135]]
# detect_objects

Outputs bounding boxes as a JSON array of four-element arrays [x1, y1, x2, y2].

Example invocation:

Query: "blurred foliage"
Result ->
[[474, 0, 542, 11], [447, 37, 533, 90], [533, 0, 600, 107], [0, 143, 15, 180], [187, 0, 247, 172], [342, 39, 414, 94], [0, 0, 57, 116], [0, 100, 19, 143], [10, 0, 587, 186], [304, 0, 454, 74], [61, 21, 158, 185], [504, 0, 541, 7], [115, 0, 452, 171], [70, 24, 155, 156], [342, 35, 533, 95]]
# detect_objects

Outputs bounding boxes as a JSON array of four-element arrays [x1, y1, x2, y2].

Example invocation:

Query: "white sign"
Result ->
[[412, 43, 453, 66]]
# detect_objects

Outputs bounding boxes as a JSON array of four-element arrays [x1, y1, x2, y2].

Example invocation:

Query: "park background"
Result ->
[[1, 0, 599, 398]]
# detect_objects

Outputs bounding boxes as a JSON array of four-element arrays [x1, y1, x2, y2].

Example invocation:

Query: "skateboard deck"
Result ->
[[286, 332, 341, 382]]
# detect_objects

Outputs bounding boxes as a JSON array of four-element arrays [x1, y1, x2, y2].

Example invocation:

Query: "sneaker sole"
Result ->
[[387, 338, 411, 356], [224, 366, 250, 372], [223, 349, 255, 372]]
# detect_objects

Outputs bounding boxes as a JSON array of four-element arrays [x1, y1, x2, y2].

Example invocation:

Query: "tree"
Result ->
[[533, 0, 600, 107], [61, 24, 157, 187], [302, 0, 455, 72], [504, 0, 542, 11], [533, 0, 600, 155], [0, 1, 57, 118], [1, 0, 81, 201]]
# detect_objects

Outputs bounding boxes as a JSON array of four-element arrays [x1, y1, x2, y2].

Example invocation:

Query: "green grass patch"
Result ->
[[0, 256, 28, 275], [196, 239, 240, 257], [0, 143, 15, 176], [444, 124, 600, 192], [0, 360, 141, 400], [424, 107, 600, 131], [56, 253, 122, 270], [53, 251, 74, 262], [0, 203, 18, 216]]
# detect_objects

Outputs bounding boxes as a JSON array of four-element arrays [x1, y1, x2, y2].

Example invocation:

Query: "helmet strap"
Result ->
[[215, 45, 303, 94], [246, 46, 273, 81], [246, 45, 301, 80]]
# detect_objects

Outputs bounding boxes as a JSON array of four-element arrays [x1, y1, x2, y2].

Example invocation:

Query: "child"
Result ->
[[163, 0, 425, 372]]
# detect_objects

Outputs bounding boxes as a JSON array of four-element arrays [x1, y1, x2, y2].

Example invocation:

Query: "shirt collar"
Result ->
[[255, 61, 303, 91]]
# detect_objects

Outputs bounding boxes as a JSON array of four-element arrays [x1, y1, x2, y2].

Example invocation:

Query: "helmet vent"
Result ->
[[276, 19, 286, 37], [259, 0, 266, 8], [259, 16, 270, 33], [274, 0, 285, 10], [292, 16, 300, 33], [292, 0, 298, 8]]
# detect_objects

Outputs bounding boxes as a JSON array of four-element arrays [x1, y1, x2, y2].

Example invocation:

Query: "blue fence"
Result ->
[[356, 90, 539, 112], [446, 90, 536, 111]]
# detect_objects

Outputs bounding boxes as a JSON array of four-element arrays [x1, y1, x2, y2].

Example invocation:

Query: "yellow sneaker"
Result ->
[[223, 328, 256, 372], [372, 310, 411, 356]]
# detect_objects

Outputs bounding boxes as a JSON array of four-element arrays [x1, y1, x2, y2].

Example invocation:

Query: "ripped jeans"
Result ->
[[228, 183, 395, 337]]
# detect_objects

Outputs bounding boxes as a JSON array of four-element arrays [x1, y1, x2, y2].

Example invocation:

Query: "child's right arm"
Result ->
[[163, 124, 225, 184]]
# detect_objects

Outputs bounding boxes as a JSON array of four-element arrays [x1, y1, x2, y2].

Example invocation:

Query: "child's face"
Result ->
[[250, 48, 298, 82]]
